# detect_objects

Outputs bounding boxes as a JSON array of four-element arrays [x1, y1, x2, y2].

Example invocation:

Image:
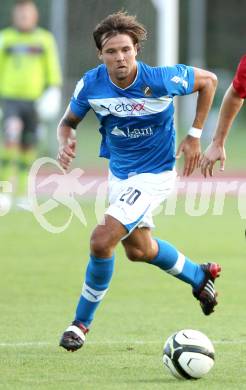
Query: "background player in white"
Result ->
[[57, 12, 221, 352]]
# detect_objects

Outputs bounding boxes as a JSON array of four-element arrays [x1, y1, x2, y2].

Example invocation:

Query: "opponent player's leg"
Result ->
[[17, 146, 36, 200], [0, 110, 23, 205], [122, 228, 221, 315], [60, 215, 126, 352], [16, 102, 38, 199]]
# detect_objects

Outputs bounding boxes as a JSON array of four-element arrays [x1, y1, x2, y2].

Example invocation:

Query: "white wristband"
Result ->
[[188, 127, 203, 138]]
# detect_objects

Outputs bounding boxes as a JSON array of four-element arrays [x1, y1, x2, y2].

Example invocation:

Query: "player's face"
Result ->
[[99, 34, 138, 88], [13, 4, 39, 32]]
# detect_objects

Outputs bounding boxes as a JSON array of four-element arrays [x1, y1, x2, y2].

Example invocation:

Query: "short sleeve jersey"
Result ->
[[232, 55, 246, 98], [70, 61, 195, 179], [0, 27, 62, 100]]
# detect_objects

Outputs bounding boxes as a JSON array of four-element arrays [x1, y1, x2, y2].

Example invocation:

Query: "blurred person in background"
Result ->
[[200, 55, 246, 177], [56, 11, 221, 353], [0, 0, 62, 205]]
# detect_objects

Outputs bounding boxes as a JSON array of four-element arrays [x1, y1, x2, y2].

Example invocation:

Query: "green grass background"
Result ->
[[0, 195, 246, 389]]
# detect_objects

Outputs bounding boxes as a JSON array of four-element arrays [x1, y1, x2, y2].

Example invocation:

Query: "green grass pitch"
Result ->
[[0, 197, 246, 389]]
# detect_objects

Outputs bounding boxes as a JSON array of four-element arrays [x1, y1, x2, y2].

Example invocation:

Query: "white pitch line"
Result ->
[[0, 340, 246, 347], [213, 340, 246, 345], [0, 342, 50, 347]]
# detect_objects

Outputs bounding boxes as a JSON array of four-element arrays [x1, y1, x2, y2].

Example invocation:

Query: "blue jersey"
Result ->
[[70, 61, 194, 179]]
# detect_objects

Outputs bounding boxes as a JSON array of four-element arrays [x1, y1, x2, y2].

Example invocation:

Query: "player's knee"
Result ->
[[125, 246, 150, 262], [90, 233, 113, 258]]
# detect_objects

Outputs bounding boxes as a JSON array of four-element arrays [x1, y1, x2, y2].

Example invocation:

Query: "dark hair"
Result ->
[[93, 11, 147, 52], [14, 0, 36, 6]]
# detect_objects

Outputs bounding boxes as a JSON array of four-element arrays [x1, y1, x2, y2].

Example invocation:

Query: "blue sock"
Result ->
[[150, 238, 205, 289], [75, 254, 115, 327]]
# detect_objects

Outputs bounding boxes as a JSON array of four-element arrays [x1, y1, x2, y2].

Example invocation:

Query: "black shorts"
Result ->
[[2, 99, 39, 147]]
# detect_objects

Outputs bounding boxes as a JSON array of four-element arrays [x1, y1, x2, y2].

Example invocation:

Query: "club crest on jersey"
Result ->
[[142, 85, 152, 97]]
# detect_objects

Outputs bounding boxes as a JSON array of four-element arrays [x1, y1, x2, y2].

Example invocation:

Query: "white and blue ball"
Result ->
[[163, 329, 215, 380]]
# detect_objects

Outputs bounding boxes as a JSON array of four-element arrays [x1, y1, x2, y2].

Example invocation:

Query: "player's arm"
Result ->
[[200, 84, 244, 177], [176, 68, 218, 176], [57, 106, 82, 171]]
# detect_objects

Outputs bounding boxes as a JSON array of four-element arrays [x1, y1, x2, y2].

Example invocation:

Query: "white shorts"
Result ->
[[105, 170, 177, 234]]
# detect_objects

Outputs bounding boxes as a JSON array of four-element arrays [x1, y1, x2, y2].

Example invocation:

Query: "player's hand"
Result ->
[[57, 139, 76, 171], [176, 135, 201, 176], [199, 142, 226, 178]]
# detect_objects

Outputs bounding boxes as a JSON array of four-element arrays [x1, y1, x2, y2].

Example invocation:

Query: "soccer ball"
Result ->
[[163, 329, 215, 380]]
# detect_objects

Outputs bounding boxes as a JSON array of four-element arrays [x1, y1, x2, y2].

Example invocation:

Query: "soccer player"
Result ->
[[57, 12, 221, 352], [0, 0, 62, 202], [200, 55, 246, 177]]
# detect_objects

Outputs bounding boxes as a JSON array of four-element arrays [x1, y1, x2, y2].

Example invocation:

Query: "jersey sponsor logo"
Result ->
[[6, 44, 44, 55], [88, 96, 172, 117], [102, 101, 145, 114], [171, 75, 188, 89], [111, 126, 127, 137], [111, 126, 153, 139]]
